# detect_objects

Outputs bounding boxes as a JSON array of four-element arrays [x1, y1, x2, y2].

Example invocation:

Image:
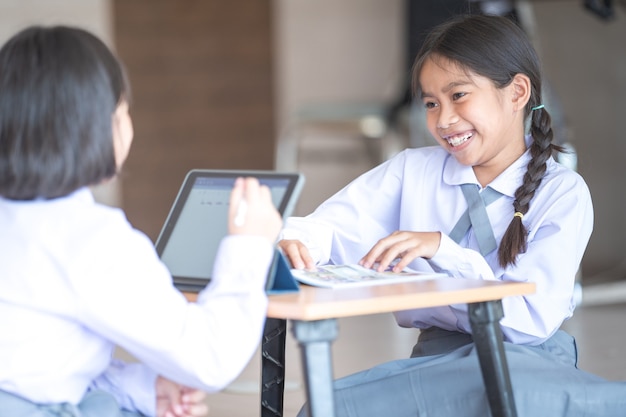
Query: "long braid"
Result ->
[[411, 15, 564, 267], [497, 103, 563, 267]]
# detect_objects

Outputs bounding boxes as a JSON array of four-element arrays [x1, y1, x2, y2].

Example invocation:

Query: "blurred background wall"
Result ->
[[113, 1, 275, 241], [531, 2, 626, 283], [1, 0, 624, 286]]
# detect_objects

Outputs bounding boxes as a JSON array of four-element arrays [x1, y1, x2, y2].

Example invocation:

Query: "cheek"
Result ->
[[425, 112, 441, 140]]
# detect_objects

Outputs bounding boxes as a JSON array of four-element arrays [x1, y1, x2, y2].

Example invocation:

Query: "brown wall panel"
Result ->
[[114, 0, 275, 241]]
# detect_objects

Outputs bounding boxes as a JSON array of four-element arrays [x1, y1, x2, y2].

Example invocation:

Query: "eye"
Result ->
[[452, 92, 467, 100], [423, 100, 438, 110]]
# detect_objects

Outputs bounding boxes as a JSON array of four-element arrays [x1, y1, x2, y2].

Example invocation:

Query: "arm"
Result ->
[[90, 364, 208, 417], [78, 178, 282, 414], [279, 152, 407, 268], [422, 170, 593, 344], [89, 360, 158, 416]]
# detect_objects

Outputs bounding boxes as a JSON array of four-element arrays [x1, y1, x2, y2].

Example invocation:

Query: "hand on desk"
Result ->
[[359, 231, 441, 273], [278, 231, 442, 273], [277, 239, 315, 270], [156, 376, 209, 417]]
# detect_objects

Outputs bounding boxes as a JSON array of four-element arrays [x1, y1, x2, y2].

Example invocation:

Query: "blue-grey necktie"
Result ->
[[449, 184, 503, 256]]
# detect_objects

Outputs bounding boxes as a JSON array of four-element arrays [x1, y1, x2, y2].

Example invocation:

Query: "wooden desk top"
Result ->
[[185, 278, 535, 322]]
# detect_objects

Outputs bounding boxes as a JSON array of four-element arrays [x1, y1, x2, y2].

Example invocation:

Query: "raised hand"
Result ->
[[228, 177, 282, 244]]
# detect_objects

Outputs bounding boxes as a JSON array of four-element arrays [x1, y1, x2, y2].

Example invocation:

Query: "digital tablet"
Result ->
[[154, 169, 304, 292]]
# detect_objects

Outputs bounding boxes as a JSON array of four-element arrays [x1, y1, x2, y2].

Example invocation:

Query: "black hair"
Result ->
[[411, 15, 562, 268], [0, 25, 129, 200]]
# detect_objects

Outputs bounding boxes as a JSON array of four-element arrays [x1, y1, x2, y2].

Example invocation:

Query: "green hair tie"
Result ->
[[531, 104, 545, 111]]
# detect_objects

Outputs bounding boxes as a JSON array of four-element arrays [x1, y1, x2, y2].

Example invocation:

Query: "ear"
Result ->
[[510, 73, 531, 111]]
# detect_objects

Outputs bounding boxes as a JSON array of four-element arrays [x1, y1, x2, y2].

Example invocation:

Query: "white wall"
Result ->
[[272, 0, 405, 132], [0, 0, 112, 44], [531, 3, 626, 278]]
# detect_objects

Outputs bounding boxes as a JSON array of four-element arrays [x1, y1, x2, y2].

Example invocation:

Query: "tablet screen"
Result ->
[[155, 170, 304, 289]]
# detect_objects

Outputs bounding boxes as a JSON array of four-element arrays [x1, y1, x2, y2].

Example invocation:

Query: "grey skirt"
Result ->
[[299, 328, 626, 417], [0, 389, 144, 417]]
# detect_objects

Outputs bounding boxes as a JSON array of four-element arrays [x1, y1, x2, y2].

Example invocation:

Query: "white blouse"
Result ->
[[281, 145, 593, 345], [0, 188, 274, 416]]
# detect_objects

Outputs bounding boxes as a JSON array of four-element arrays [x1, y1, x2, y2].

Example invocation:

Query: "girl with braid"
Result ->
[[279, 14, 626, 416]]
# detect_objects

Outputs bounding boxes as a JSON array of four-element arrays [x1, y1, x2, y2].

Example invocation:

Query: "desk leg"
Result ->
[[292, 319, 338, 417], [468, 300, 518, 417], [261, 318, 287, 417]]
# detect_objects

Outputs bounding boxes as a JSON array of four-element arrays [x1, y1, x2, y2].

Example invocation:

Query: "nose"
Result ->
[[436, 104, 459, 129]]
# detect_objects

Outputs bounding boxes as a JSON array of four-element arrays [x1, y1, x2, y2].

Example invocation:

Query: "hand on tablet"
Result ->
[[277, 239, 315, 270], [229, 177, 282, 243]]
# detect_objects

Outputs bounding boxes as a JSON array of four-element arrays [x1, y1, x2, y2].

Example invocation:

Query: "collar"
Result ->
[[442, 135, 534, 198], [0, 187, 95, 205]]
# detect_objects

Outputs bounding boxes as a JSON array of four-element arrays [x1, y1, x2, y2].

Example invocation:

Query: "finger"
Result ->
[[181, 389, 207, 403], [228, 178, 246, 231], [373, 250, 399, 272], [381, 246, 414, 272], [229, 177, 245, 211], [281, 240, 305, 269], [382, 232, 441, 272], [361, 232, 410, 271], [182, 402, 210, 417], [378, 234, 428, 272], [156, 377, 184, 417], [377, 242, 412, 271], [279, 240, 315, 270], [392, 248, 419, 272], [257, 183, 272, 204], [359, 247, 383, 270], [299, 246, 316, 270], [360, 236, 396, 269], [171, 403, 185, 416], [178, 389, 210, 417], [242, 177, 261, 202]]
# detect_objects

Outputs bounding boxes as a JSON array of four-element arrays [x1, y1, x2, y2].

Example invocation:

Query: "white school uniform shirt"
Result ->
[[0, 188, 274, 416], [281, 145, 593, 345]]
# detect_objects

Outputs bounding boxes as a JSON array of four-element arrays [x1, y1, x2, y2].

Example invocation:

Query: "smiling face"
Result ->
[[419, 55, 529, 186]]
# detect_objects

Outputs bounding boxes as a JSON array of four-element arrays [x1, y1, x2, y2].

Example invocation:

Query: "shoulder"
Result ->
[[353, 146, 447, 186], [542, 158, 591, 198], [0, 189, 162, 297], [384, 146, 450, 174], [52, 190, 156, 261], [87, 204, 155, 256], [64, 191, 136, 235], [527, 158, 593, 225], [399, 146, 449, 162]]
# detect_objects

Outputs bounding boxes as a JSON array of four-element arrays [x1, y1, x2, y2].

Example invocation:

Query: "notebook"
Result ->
[[155, 169, 304, 293], [289, 263, 449, 288]]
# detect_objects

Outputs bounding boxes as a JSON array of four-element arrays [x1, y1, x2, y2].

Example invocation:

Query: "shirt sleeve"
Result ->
[[281, 216, 334, 265], [280, 153, 405, 266], [425, 173, 594, 344], [70, 224, 274, 414], [426, 233, 497, 280], [88, 360, 158, 417]]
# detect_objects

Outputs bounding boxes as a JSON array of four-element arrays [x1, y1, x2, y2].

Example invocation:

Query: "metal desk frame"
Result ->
[[259, 279, 534, 417]]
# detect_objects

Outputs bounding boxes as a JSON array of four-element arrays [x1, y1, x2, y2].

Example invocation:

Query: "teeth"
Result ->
[[446, 132, 473, 147]]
